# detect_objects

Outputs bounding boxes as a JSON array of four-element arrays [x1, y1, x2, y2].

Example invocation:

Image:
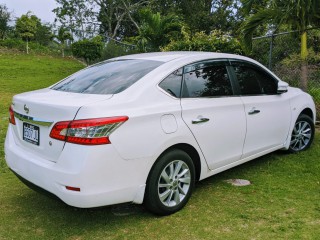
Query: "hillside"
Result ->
[[0, 50, 84, 171]]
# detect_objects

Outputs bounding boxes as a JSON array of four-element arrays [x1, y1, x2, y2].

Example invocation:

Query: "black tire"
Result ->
[[288, 114, 315, 153], [144, 149, 195, 216]]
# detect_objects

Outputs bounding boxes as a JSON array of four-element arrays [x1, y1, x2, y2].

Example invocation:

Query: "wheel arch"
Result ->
[[144, 144, 200, 215], [288, 111, 315, 152], [149, 143, 202, 182], [283, 106, 316, 151], [299, 108, 314, 122]]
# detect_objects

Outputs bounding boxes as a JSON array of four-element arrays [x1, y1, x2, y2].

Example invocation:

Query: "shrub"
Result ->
[[72, 37, 103, 65], [0, 38, 56, 55], [0, 39, 25, 50], [162, 29, 243, 54]]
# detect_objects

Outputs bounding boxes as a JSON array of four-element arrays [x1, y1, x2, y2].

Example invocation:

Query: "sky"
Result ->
[[1, 0, 57, 23]]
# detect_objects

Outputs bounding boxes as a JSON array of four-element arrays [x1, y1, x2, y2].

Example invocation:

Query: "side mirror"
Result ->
[[277, 81, 288, 94]]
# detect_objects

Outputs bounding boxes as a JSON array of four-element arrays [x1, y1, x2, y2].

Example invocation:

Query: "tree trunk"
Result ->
[[62, 43, 65, 58], [26, 38, 29, 54], [300, 31, 308, 91]]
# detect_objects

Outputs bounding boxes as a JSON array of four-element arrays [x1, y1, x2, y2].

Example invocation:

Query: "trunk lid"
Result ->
[[11, 88, 112, 163]]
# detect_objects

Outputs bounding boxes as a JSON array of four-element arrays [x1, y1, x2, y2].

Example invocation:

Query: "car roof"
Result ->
[[113, 51, 252, 63], [110, 51, 281, 83]]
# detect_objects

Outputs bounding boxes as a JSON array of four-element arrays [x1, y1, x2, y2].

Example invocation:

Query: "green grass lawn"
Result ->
[[0, 50, 319, 239], [0, 50, 84, 172]]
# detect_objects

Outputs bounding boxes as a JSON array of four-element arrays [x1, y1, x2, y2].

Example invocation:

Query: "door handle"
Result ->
[[248, 108, 260, 115], [192, 117, 210, 124]]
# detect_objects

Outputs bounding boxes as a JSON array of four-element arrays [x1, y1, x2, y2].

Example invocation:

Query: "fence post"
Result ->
[[268, 34, 274, 70]]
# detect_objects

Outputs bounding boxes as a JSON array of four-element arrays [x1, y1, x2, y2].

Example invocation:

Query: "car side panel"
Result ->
[[240, 94, 292, 158], [283, 87, 316, 149], [181, 97, 247, 170], [74, 90, 208, 177]]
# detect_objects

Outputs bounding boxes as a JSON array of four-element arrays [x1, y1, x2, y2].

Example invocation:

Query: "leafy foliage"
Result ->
[[97, 0, 149, 39], [241, 0, 320, 91], [173, 0, 213, 33], [53, 0, 97, 39], [34, 23, 53, 46], [15, 12, 40, 53], [241, 0, 320, 51], [0, 39, 52, 54], [16, 12, 39, 41], [150, 0, 243, 34], [163, 29, 243, 54], [72, 37, 103, 65], [0, 4, 11, 40], [133, 8, 183, 52], [54, 26, 73, 57]]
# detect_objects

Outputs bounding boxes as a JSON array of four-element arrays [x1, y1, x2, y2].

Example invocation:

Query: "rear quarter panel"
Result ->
[[74, 88, 208, 180]]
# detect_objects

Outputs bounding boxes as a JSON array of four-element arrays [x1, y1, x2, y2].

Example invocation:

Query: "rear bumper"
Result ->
[[11, 169, 61, 201], [4, 125, 149, 208]]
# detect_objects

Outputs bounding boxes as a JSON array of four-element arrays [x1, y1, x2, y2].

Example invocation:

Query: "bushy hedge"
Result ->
[[162, 30, 243, 54], [72, 37, 103, 65]]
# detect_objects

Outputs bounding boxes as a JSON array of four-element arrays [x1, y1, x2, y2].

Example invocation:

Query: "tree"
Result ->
[[53, 0, 149, 40], [179, 0, 216, 33], [149, 0, 213, 33], [149, 0, 244, 35], [241, 0, 320, 90], [0, 4, 11, 40], [134, 9, 183, 51], [211, 0, 244, 34], [55, 26, 73, 57], [53, 0, 97, 39], [16, 12, 40, 54], [34, 22, 53, 46], [96, 0, 148, 39]]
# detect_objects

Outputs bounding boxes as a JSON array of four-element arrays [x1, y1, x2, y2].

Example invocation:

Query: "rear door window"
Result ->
[[52, 59, 163, 94]]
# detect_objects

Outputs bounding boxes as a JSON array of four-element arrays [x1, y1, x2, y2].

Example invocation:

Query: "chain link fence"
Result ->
[[252, 30, 320, 120]]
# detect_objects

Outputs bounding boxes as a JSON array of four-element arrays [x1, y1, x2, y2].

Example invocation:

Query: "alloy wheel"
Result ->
[[290, 120, 312, 151], [158, 160, 191, 207]]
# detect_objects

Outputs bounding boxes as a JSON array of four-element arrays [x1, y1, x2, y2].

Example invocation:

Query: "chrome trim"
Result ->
[[192, 117, 210, 124], [14, 111, 53, 127], [157, 85, 179, 99]]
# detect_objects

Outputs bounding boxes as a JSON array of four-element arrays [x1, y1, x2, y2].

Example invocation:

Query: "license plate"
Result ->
[[23, 123, 40, 146]]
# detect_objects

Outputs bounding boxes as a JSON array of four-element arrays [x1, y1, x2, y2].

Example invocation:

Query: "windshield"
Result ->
[[51, 59, 163, 94]]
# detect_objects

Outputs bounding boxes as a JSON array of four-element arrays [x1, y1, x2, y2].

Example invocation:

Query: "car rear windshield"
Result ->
[[51, 59, 163, 94]]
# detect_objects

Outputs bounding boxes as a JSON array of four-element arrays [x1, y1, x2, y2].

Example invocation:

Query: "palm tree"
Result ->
[[136, 9, 182, 52], [241, 0, 320, 90], [55, 27, 73, 57]]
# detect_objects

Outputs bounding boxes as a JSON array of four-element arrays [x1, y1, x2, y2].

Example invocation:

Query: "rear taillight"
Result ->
[[50, 116, 128, 145], [9, 106, 16, 125]]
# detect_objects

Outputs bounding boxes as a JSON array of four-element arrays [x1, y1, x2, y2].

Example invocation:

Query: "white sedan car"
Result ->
[[5, 52, 316, 215]]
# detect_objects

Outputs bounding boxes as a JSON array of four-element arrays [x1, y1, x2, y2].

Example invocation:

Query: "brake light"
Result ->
[[66, 186, 81, 192], [50, 116, 128, 145], [9, 106, 16, 125]]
